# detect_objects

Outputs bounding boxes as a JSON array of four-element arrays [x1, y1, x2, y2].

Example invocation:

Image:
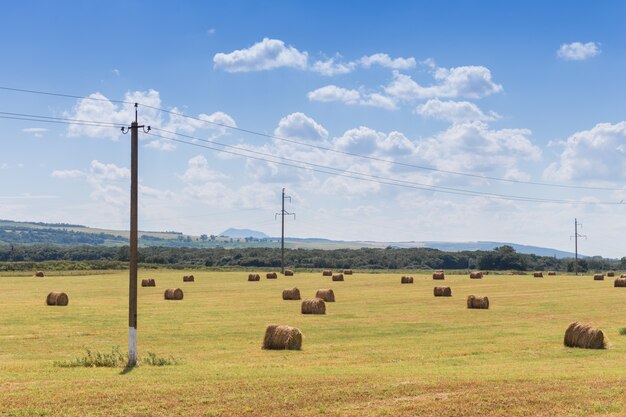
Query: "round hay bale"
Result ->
[[141, 278, 156, 287], [35, 271, 45, 277], [284, 269, 294, 276], [266, 272, 278, 279], [533, 272, 543, 278], [469, 272, 483, 279], [301, 298, 326, 314], [563, 322, 607, 349], [433, 286, 451, 297], [401, 276, 414, 284], [322, 270, 332, 276], [315, 289, 335, 302], [467, 295, 489, 309], [613, 277, 626, 287], [183, 275, 195, 282], [548, 271, 557, 276], [606, 271, 615, 277], [343, 269, 353, 275], [621, 274, 626, 278], [282, 287, 301, 300], [262, 324, 302, 350], [46, 291, 68, 306], [248, 273, 260, 281], [164, 288, 184, 300], [432, 272, 445, 280], [593, 274, 604, 281], [332, 274, 344, 282]]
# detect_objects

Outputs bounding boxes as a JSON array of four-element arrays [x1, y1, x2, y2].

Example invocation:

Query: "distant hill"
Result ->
[[219, 228, 269, 239], [0, 219, 584, 258]]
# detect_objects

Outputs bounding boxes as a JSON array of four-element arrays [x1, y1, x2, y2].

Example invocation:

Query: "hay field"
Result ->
[[1, 270, 625, 416]]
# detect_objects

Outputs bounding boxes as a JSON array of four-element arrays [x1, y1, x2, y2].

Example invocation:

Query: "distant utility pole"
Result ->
[[121, 104, 150, 367], [275, 188, 295, 274], [570, 218, 587, 276]]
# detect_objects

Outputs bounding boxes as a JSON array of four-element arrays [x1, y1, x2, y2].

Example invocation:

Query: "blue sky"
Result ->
[[1, 1, 626, 257]]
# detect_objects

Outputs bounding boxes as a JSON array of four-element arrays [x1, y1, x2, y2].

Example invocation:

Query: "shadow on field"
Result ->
[[119, 364, 135, 375]]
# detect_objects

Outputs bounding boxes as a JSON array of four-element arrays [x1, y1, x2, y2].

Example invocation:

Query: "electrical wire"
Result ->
[[1, 84, 624, 191]]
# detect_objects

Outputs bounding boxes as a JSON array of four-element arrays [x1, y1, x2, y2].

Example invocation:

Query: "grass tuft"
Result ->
[[619, 327, 626, 335], [53, 347, 182, 368]]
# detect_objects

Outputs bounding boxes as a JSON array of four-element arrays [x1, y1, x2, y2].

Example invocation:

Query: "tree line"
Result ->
[[0, 244, 623, 272]]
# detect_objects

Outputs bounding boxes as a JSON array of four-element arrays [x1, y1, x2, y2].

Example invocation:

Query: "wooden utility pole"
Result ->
[[275, 188, 295, 274], [122, 104, 150, 366]]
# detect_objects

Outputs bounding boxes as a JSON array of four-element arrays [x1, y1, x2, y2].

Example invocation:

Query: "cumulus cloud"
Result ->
[[213, 38, 417, 77], [359, 53, 416, 70], [334, 127, 414, 156], [415, 99, 499, 123], [274, 112, 328, 142], [213, 38, 308, 72], [51, 169, 84, 179], [544, 122, 626, 181], [385, 66, 503, 100], [65, 90, 236, 150], [557, 42, 600, 61], [307, 85, 396, 110], [417, 122, 540, 179], [89, 160, 130, 182], [180, 155, 228, 183]]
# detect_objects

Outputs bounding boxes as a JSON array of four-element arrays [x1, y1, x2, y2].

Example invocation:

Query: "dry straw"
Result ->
[[266, 272, 278, 279], [141, 278, 156, 287], [343, 269, 353, 275], [432, 271, 445, 280], [35, 271, 45, 277], [533, 272, 543, 278], [262, 325, 302, 350], [548, 271, 557, 276], [46, 291, 68, 306], [433, 286, 451, 297], [332, 274, 344, 282], [183, 275, 195, 282], [282, 288, 301, 300], [284, 270, 294, 276], [301, 298, 326, 314], [469, 272, 483, 279], [467, 295, 489, 309], [322, 270, 332, 276], [248, 274, 260, 281], [593, 274, 604, 281], [315, 289, 335, 302], [401, 276, 414, 284], [563, 322, 607, 349], [164, 288, 184, 300], [614, 277, 626, 287]]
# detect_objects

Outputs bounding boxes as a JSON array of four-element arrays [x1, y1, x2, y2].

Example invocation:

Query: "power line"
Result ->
[[2, 84, 625, 192], [149, 128, 619, 205], [1, 106, 624, 205]]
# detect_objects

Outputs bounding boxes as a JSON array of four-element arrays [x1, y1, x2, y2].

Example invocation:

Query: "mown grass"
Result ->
[[0, 270, 625, 416]]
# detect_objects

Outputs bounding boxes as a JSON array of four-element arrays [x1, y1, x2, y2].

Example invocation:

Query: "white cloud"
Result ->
[[89, 160, 130, 182], [417, 122, 540, 179], [557, 42, 600, 61], [111, 69, 120, 76], [415, 99, 499, 123], [310, 58, 356, 76], [65, 90, 236, 151], [274, 112, 328, 142], [385, 66, 503, 100], [180, 155, 228, 183], [307, 85, 360, 104], [544, 122, 626, 181], [22, 128, 48, 133], [359, 53, 416, 70], [213, 38, 308, 72], [207, 28, 216, 35], [51, 169, 84, 179], [307, 85, 396, 110], [334, 127, 414, 156]]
